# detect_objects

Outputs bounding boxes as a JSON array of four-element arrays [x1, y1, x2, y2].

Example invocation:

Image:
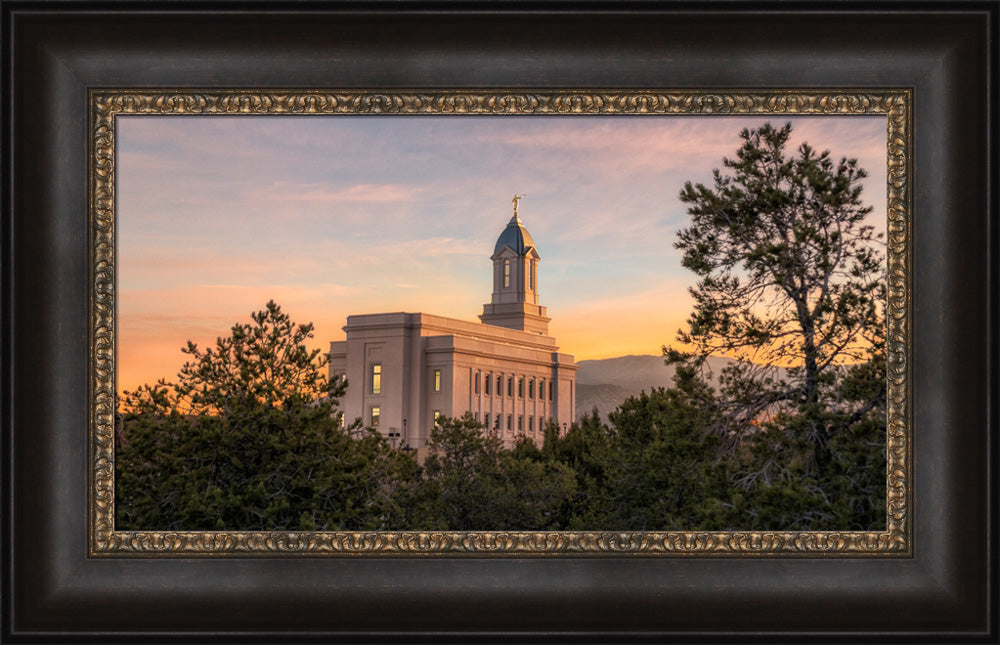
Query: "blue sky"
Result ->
[[117, 115, 887, 391]]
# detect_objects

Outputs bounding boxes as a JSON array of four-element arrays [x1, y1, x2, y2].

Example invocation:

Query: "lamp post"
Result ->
[[400, 419, 413, 454]]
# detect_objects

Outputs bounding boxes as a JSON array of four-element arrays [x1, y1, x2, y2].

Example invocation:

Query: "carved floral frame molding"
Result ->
[[89, 89, 911, 556]]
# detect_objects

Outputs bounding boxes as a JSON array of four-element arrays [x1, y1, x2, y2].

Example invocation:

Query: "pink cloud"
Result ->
[[246, 181, 420, 206]]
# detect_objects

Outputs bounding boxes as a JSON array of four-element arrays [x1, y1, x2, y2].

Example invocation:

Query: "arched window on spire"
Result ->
[[529, 261, 535, 290], [504, 259, 510, 287]]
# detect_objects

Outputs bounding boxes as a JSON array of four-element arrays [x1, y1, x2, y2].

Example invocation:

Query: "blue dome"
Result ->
[[493, 215, 536, 256]]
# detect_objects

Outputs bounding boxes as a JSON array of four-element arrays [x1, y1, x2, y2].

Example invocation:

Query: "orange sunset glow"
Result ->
[[116, 115, 887, 394]]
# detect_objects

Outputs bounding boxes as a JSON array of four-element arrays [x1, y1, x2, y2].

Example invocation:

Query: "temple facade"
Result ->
[[329, 201, 576, 452]]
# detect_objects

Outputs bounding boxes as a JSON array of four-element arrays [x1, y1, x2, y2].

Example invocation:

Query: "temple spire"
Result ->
[[481, 200, 550, 335]]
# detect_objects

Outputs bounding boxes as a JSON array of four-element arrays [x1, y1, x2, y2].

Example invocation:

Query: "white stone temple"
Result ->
[[329, 199, 576, 453]]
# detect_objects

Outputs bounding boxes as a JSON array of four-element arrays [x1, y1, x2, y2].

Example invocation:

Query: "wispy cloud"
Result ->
[[246, 181, 421, 207]]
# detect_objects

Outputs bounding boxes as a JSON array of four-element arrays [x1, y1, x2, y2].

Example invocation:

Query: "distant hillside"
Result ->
[[574, 383, 636, 423], [574, 355, 677, 422], [574, 354, 779, 422]]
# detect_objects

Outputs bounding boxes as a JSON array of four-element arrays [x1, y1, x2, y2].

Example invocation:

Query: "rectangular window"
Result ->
[[518, 377, 524, 398], [529, 379, 535, 399], [504, 259, 510, 287], [485, 373, 492, 395], [495, 415, 500, 430], [497, 374, 503, 394], [507, 414, 512, 430], [484, 413, 490, 429], [529, 416, 534, 432], [339, 413, 345, 429], [474, 372, 480, 394], [507, 377, 513, 397], [518, 415, 523, 432], [370, 406, 380, 428], [539, 379, 545, 400], [433, 410, 441, 426], [433, 369, 441, 392], [371, 363, 382, 395], [549, 380, 554, 401]]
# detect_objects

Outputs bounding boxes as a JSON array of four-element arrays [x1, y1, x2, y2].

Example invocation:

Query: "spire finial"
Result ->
[[512, 194, 525, 217]]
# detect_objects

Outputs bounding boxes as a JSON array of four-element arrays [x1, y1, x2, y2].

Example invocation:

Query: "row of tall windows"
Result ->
[[479, 412, 551, 435], [365, 364, 557, 434], [475, 371, 549, 401]]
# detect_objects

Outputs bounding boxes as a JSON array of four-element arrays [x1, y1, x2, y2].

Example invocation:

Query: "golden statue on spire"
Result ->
[[512, 193, 525, 216]]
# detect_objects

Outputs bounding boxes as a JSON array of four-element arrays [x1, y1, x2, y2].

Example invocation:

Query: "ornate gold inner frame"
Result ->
[[90, 90, 911, 556]]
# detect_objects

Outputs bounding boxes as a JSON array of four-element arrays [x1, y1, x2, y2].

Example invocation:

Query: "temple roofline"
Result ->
[[340, 311, 560, 352]]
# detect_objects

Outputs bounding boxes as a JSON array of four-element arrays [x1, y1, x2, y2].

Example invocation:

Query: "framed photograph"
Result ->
[[4, 1, 995, 641], [96, 90, 907, 555]]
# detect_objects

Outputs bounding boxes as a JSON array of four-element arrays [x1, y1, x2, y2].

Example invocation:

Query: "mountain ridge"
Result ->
[[573, 354, 782, 422]]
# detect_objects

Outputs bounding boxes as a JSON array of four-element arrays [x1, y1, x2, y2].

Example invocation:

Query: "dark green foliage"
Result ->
[[417, 414, 576, 530], [725, 395, 886, 530], [401, 364, 883, 531], [116, 301, 416, 531], [663, 123, 887, 530], [605, 383, 732, 531], [670, 122, 883, 413], [534, 379, 734, 531]]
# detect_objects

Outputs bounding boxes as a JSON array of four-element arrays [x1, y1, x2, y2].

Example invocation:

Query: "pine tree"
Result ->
[[667, 123, 886, 529], [115, 301, 415, 531]]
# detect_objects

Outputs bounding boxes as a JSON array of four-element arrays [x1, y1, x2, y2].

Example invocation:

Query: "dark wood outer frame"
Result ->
[[87, 88, 912, 558], [3, 2, 994, 641]]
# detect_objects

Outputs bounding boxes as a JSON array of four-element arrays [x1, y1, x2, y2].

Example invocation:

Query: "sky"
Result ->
[[116, 115, 887, 393]]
